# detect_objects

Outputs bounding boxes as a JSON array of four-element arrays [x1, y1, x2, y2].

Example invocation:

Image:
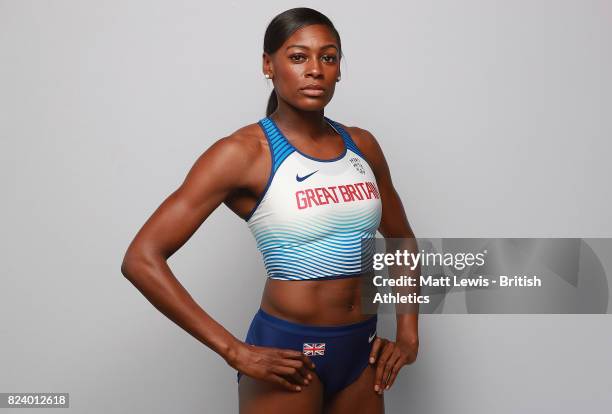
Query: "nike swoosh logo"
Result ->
[[368, 331, 377, 343], [296, 170, 318, 182]]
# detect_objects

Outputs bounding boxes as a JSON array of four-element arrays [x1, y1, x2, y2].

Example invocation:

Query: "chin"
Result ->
[[294, 98, 330, 111]]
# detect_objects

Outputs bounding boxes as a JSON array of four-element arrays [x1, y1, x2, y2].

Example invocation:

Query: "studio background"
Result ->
[[2, 0, 611, 413]]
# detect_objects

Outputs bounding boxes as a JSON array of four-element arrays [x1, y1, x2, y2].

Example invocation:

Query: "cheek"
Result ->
[[274, 67, 302, 96], [277, 64, 302, 82]]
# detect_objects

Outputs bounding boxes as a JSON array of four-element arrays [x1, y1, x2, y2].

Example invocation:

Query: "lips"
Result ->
[[300, 84, 326, 97], [301, 84, 325, 91]]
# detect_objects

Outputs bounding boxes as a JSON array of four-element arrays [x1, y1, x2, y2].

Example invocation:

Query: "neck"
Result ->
[[270, 101, 329, 139]]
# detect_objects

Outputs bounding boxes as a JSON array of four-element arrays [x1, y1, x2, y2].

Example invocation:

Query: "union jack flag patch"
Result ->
[[303, 343, 325, 356]]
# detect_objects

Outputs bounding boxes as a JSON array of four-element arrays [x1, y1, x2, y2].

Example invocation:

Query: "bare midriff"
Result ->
[[259, 271, 379, 326]]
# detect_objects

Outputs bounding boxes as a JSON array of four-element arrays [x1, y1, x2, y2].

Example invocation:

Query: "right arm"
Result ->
[[120, 135, 314, 391]]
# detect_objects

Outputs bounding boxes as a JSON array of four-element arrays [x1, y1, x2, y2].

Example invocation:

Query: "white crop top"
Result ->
[[245, 116, 382, 281]]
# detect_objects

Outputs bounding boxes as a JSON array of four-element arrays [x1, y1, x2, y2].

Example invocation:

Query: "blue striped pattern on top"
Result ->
[[251, 207, 380, 280], [259, 117, 295, 174]]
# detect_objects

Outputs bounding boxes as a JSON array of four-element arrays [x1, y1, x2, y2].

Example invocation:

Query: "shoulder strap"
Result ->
[[258, 117, 295, 174], [324, 117, 366, 159]]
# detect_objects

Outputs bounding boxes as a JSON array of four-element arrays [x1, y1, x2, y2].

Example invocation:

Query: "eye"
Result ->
[[290, 54, 307, 63], [322, 55, 338, 63]]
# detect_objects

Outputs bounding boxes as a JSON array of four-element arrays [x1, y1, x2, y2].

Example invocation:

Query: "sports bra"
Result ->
[[245, 116, 383, 281]]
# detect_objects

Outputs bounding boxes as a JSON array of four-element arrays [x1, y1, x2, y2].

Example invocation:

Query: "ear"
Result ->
[[262, 52, 273, 77]]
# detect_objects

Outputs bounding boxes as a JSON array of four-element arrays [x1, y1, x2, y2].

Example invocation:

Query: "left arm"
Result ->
[[351, 126, 420, 394]]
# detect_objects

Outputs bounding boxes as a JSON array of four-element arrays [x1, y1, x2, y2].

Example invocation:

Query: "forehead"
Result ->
[[282, 24, 338, 50]]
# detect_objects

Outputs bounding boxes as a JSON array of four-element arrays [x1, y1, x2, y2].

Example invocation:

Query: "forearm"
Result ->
[[396, 313, 419, 344], [121, 254, 240, 361], [387, 236, 420, 344]]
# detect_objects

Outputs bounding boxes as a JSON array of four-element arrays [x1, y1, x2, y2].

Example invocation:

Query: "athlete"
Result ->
[[121, 7, 419, 414]]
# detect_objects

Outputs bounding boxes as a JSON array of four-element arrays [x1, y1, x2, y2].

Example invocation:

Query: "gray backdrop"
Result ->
[[2, 0, 611, 412]]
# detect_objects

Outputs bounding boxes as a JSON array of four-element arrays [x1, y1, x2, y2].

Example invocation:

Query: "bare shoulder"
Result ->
[[184, 122, 267, 188], [346, 125, 381, 150], [340, 122, 395, 184], [228, 122, 267, 150], [205, 122, 265, 163], [338, 123, 386, 168]]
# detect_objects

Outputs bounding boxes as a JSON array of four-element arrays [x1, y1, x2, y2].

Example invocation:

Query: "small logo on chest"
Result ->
[[296, 170, 318, 182], [349, 157, 366, 174]]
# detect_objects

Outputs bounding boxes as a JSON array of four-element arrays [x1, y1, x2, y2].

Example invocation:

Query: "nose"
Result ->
[[305, 58, 323, 78]]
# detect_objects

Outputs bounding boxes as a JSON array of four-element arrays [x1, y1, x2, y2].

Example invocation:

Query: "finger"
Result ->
[[286, 368, 308, 386], [375, 343, 395, 393], [281, 358, 313, 382], [277, 348, 304, 358], [291, 361, 312, 385], [272, 365, 309, 385], [277, 349, 316, 369], [369, 337, 384, 364], [382, 351, 402, 389], [299, 354, 316, 370], [385, 359, 404, 390], [274, 348, 315, 381], [269, 374, 302, 392]]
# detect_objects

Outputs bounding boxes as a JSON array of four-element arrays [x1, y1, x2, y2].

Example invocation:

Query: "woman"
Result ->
[[121, 7, 418, 414]]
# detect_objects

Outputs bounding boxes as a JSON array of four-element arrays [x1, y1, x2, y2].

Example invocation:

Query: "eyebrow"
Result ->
[[285, 44, 338, 51]]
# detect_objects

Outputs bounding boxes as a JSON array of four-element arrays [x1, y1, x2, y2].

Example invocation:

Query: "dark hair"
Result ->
[[263, 7, 343, 116]]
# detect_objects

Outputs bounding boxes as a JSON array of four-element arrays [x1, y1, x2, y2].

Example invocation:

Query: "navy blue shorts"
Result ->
[[237, 308, 378, 398]]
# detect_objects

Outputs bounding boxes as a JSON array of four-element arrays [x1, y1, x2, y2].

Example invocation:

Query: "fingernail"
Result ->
[[374, 385, 379, 392], [386, 385, 389, 390], [369, 357, 375, 364], [296, 386, 301, 391], [308, 374, 312, 380]]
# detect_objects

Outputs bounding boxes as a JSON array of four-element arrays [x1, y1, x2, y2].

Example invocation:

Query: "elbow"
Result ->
[[121, 246, 165, 282], [121, 254, 137, 280], [121, 248, 149, 281]]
